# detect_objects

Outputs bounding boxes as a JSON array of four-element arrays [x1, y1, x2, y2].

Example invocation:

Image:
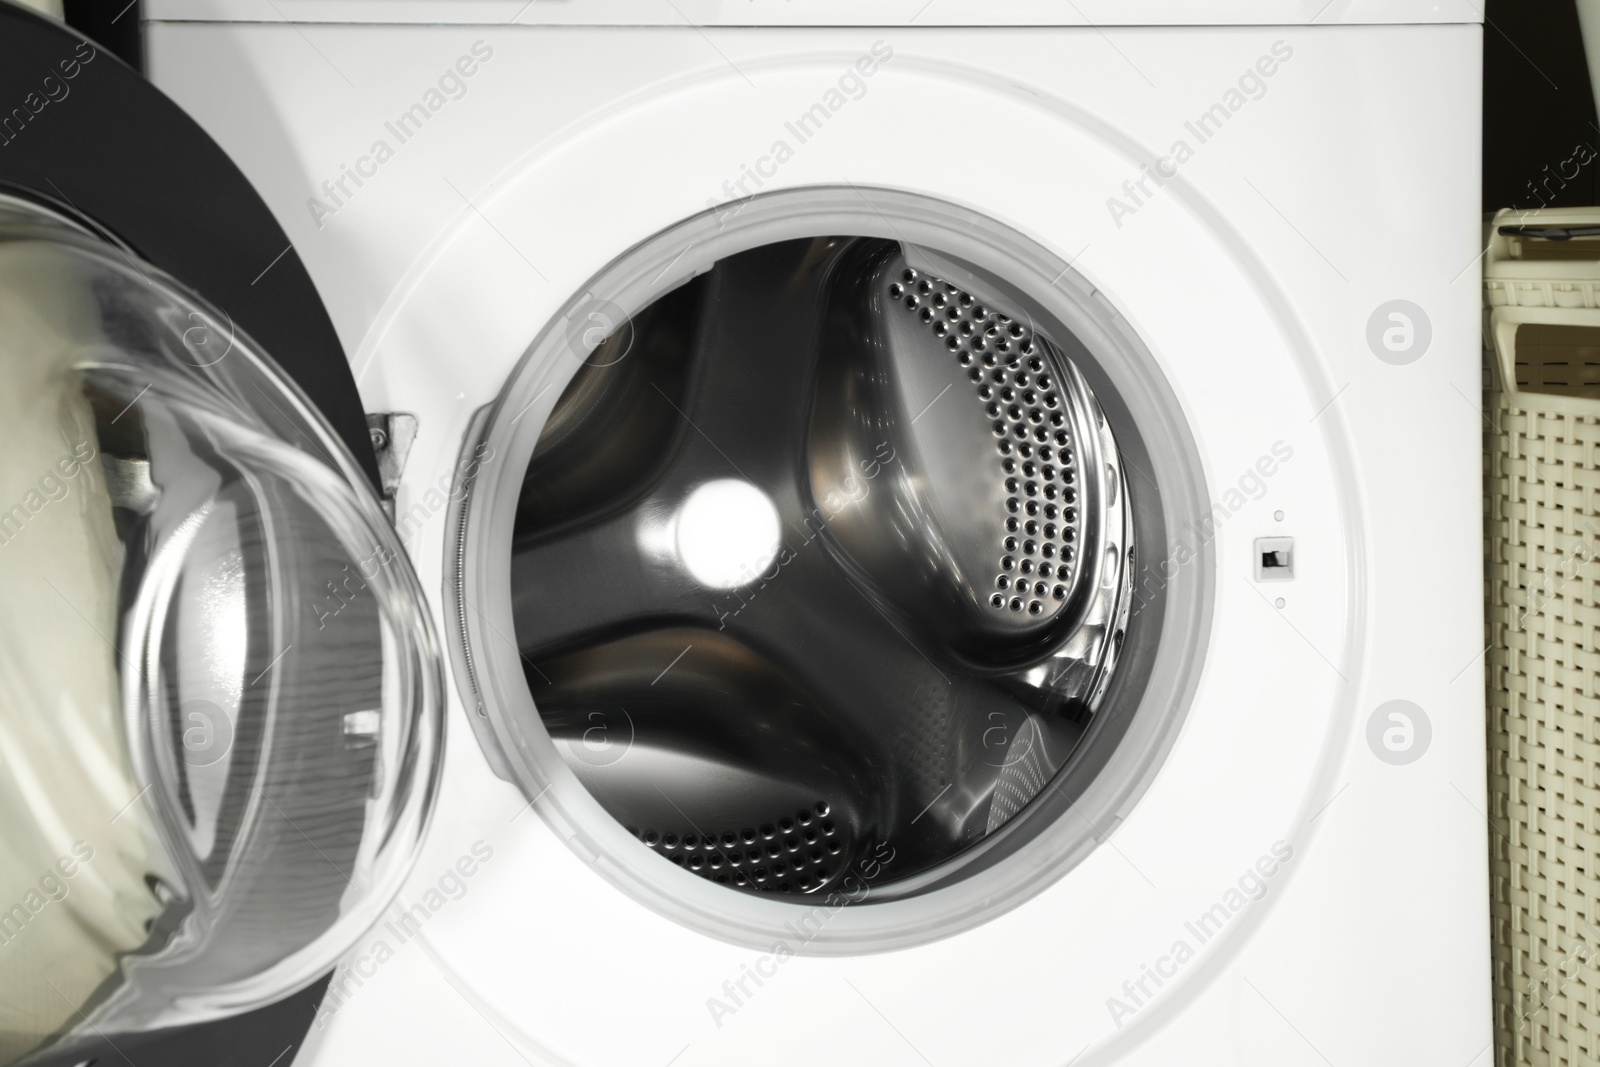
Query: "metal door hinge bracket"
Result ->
[[366, 412, 418, 522]]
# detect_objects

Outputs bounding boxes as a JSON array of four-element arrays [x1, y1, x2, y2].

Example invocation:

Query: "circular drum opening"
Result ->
[[447, 188, 1212, 951]]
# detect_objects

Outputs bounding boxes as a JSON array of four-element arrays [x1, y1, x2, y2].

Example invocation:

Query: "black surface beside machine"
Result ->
[[0, 1, 377, 491]]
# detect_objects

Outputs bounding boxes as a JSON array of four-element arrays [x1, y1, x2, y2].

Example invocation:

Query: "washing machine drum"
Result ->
[[0, 9, 441, 1065], [512, 235, 1132, 898]]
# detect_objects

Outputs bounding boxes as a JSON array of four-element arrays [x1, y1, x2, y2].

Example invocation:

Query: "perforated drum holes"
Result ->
[[893, 269, 1081, 618], [633, 802, 843, 894]]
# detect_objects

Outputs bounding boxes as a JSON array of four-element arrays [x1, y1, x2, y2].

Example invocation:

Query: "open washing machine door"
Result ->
[[0, 7, 443, 1066]]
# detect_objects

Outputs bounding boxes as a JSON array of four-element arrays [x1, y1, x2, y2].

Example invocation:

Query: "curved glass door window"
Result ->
[[0, 196, 441, 1065]]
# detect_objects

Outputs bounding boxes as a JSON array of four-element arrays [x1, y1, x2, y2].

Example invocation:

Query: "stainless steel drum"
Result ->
[[508, 237, 1131, 898]]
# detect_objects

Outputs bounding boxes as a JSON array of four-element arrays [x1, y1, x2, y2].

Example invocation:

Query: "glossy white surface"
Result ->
[[147, 20, 1489, 1067], [144, 0, 1484, 25]]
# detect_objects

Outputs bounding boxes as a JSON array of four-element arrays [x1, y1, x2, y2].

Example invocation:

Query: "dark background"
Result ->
[[1483, 0, 1600, 210]]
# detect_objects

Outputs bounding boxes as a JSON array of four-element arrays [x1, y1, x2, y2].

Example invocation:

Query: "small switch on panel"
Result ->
[[1255, 537, 1294, 581]]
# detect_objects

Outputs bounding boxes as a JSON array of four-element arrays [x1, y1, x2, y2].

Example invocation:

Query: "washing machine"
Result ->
[[5, 2, 1489, 1065]]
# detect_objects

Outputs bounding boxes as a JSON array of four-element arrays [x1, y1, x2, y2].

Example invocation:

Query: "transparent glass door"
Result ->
[[0, 195, 442, 1065]]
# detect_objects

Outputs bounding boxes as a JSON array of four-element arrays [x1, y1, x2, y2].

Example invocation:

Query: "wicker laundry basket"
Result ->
[[1486, 213, 1600, 1063]]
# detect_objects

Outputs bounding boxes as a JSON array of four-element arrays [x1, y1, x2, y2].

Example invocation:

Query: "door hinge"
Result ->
[[365, 412, 418, 523]]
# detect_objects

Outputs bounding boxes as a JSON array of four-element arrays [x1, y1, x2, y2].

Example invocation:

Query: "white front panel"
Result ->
[[144, 0, 1482, 26], [147, 21, 1488, 1067]]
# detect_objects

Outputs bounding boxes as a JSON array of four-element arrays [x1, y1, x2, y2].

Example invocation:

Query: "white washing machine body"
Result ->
[[145, 5, 1489, 1065]]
